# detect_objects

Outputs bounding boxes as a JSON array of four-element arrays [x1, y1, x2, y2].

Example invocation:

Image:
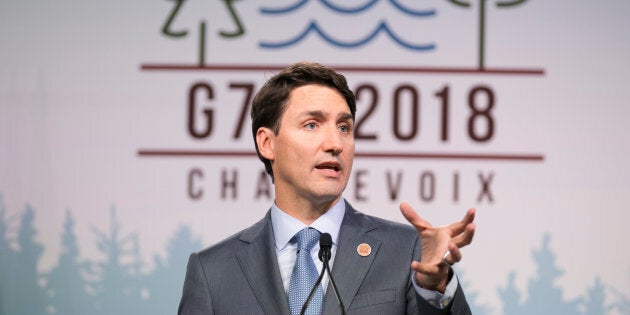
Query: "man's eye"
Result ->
[[305, 123, 317, 129], [339, 125, 351, 133]]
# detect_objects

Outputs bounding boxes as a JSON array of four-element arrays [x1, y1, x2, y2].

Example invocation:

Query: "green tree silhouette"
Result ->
[[142, 225, 203, 314], [46, 210, 95, 314], [161, 0, 246, 65], [499, 233, 587, 315], [0, 194, 18, 315], [446, 0, 529, 69], [583, 277, 610, 315], [12, 205, 47, 315], [498, 271, 525, 315], [523, 234, 581, 314], [89, 206, 147, 314], [610, 270, 630, 315]]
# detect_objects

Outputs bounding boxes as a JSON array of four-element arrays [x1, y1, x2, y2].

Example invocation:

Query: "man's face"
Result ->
[[267, 84, 355, 207]]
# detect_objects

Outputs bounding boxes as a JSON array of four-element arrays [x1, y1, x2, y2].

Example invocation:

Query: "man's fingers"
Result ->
[[411, 260, 441, 276], [444, 243, 462, 265], [451, 223, 476, 248], [448, 208, 476, 236], [412, 244, 461, 272], [400, 202, 432, 231]]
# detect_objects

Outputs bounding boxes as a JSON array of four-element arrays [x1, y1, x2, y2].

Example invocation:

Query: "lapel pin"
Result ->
[[357, 243, 371, 257]]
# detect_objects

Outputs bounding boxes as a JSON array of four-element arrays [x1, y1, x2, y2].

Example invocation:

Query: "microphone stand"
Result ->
[[323, 257, 345, 314], [300, 233, 345, 315]]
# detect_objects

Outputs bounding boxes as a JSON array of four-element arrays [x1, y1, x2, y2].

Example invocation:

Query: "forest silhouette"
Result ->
[[0, 193, 628, 315]]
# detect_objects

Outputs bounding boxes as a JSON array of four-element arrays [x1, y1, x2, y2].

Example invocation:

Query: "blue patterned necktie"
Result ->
[[288, 228, 323, 315]]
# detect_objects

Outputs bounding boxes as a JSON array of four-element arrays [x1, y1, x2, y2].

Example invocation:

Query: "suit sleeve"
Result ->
[[415, 282, 471, 315], [178, 253, 214, 315], [409, 235, 472, 315]]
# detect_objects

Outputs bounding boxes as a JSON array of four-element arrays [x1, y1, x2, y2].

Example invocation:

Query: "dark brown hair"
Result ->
[[251, 61, 356, 181]]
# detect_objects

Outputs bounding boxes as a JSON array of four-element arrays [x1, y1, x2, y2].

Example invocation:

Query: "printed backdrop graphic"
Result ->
[[1, 0, 630, 314]]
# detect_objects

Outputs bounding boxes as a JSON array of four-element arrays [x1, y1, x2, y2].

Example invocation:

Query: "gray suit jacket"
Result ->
[[178, 202, 471, 314]]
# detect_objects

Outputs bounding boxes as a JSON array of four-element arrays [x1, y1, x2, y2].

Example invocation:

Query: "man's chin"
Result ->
[[311, 186, 346, 202]]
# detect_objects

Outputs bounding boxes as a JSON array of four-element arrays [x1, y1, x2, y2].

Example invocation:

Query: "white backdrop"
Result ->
[[2, 0, 630, 314]]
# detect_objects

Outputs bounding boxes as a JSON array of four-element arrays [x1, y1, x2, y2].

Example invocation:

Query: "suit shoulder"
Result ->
[[196, 215, 269, 261], [195, 230, 244, 262]]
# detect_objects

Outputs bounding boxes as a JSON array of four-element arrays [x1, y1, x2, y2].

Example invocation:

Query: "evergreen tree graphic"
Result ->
[[610, 270, 630, 315], [11, 205, 47, 315], [89, 205, 147, 314], [46, 210, 95, 314], [583, 277, 610, 315], [499, 233, 595, 315], [524, 233, 581, 314], [142, 225, 203, 314], [446, 0, 529, 69], [161, 0, 246, 65], [498, 271, 525, 315], [0, 194, 17, 315]]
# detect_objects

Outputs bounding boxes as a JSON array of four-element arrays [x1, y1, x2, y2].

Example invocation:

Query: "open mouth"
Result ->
[[316, 161, 341, 172]]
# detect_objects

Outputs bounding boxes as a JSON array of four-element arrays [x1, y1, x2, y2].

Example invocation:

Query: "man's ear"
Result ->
[[256, 127, 275, 161]]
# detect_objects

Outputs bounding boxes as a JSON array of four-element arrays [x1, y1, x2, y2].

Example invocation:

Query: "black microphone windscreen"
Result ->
[[320, 233, 332, 248]]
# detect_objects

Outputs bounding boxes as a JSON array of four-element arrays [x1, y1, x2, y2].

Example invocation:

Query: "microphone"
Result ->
[[318, 233, 332, 262], [300, 233, 345, 315]]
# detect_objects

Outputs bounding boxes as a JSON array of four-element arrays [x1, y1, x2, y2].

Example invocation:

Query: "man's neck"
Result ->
[[274, 195, 341, 225]]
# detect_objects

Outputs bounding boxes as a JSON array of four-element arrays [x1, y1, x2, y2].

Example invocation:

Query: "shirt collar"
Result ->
[[271, 198, 346, 251]]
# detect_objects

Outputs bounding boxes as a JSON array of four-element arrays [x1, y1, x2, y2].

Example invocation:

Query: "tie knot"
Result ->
[[294, 228, 320, 252]]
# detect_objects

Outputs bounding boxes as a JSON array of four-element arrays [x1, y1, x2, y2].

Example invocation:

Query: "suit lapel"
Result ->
[[323, 204, 381, 314], [235, 212, 290, 315]]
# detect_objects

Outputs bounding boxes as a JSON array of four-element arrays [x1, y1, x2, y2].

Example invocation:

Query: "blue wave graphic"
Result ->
[[260, 0, 435, 16], [261, 0, 308, 14], [322, 0, 379, 14], [259, 21, 435, 51], [387, 0, 435, 16]]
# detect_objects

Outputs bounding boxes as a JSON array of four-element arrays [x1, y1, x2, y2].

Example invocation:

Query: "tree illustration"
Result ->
[[583, 277, 610, 315], [46, 210, 95, 314], [498, 233, 583, 315], [89, 205, 147, 314], [0, 193, 18, 315], [11, 205, 47, 315], [142, 225, 203, 314], [610, 270, 630, 315], [498, 271, 525, 315], [161, 0, 246, 65], [523, 233, 581, 314], [446, 0, 529, 69]]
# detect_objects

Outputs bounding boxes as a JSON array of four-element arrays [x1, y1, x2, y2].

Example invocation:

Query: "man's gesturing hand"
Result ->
[[400, 202, 476, 293]]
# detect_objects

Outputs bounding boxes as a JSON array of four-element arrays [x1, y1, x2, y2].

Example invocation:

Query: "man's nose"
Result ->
[[323, 127, 343, 155]]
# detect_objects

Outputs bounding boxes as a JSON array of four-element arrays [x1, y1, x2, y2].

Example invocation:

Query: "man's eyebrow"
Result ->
[[300, 111, 353, 121], [338, 113, 354, 121], [302, 110, 326, 118]]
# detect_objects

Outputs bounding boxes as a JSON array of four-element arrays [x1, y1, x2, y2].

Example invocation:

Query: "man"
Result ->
[[178, 62, 476, 314]]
